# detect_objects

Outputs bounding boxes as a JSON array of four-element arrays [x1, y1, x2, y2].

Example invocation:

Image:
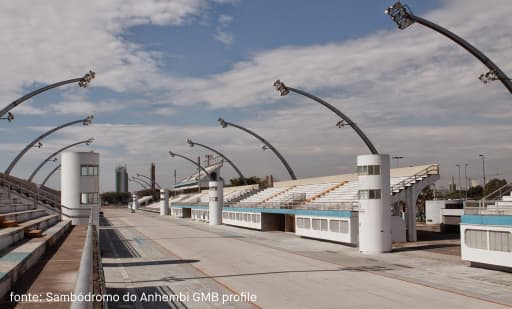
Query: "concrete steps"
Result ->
[[0, 214, 59, 252], [0, 209, 47, 226], [0, 220, 71, 300], [0, 204, 36, 214]]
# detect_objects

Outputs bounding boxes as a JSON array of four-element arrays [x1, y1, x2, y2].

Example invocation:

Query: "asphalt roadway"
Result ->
[[100, 207, 512, 309]]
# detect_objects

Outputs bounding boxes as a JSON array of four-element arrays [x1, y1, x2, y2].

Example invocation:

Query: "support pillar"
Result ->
[[132, 194, 138, 210], [208, 180, 223, 225], [357, 154, 392, 253], [160, 189, 169, 216]]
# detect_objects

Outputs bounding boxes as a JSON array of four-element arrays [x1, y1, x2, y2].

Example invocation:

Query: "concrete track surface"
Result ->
[[101, 207, 512, 309]]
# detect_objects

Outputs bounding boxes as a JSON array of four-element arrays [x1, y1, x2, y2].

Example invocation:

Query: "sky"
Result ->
[[1, 0, 511, 192]]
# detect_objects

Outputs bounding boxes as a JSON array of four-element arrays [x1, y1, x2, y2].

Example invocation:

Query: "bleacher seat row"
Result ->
[[0, 173, 70, 299]]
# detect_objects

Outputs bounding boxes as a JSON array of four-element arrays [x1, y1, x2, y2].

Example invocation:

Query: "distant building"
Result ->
[[115, 165, 128, 193]]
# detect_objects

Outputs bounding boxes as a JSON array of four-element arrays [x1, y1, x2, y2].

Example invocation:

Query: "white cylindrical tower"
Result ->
[[160, 189, 169, 216], [357, 154, 391, 253], [208, 180, 223, 225], [132, 194, 139, 210], [61, 151, 100, 225]]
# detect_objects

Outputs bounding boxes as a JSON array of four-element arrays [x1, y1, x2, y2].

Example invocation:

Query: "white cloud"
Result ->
[[48, 100, 124, 116], [0, 0, 218, 99], [165, 0, 512, 127], [214, 14, 234, 46]]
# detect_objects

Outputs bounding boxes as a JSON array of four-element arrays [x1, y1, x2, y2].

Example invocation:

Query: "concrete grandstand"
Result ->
[[142, 163, 440, 246]]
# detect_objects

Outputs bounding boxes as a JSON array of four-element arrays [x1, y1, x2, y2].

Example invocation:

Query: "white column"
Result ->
[[132, 194, 139, 210], [357, 154, 392, 253], [61, 151, 99, 225], [208, 180, 223, 225], [160, 189, 169, 216]]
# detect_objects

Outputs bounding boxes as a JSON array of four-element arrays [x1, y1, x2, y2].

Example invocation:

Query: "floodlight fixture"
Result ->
[[385, 2, 512, 94], [5, 116, 95, 175], [273, 80, 290, 96], [78, 70, 96, 88], [0, 71, 96, 120], [0, 112, 14, 122], [273, 80, 378, 154], [185, 138, 247, 184], [385, 2, 415, 30], [83, 115, 94, 125], [218, 117, 228, 128]]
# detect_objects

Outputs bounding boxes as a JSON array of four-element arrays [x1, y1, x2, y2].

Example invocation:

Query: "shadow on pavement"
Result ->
[[100, 217, 141, 258], [107, 265, 393, 284], [103, 259, 200, 267]]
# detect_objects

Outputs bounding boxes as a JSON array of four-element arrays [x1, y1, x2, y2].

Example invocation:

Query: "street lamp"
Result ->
[[129, 178, 148, 190], [385, 2, 512, 94], [5, 115, 94, 175], [169, 150, 212, 181], [479, 154, 486, 194], [131, 176, 152, 188], [456, 164, 461, 198], [41, 164, 61, 187], [273, 80, 378, 154], [28, 138, 94, 182], [0, 112, 14, 122], [187, 138, 247, 185], [0, 71, 96, 121], [464, 163, 469, 200], [217, 117, 297, 180], [392, 156, 404, 168], [135, 173, 161, 189]]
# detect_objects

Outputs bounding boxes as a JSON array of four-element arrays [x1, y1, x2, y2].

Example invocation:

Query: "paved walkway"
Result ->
[[101, 207, 512, 308], [12, 224, 87, 308]]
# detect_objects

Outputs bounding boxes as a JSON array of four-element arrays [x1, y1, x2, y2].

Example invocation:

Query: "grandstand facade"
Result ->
[[145, 163, 440, 246]]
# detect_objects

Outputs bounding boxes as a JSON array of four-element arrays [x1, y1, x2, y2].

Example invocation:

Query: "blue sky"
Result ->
[[1, 0, 511, 191]]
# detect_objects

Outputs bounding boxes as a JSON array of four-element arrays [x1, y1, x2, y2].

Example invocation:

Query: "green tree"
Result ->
[[467, 185, 483, 199], [484, 178, 507, 196], [101, 192, 131, 204], [230, 176, 268, 188]]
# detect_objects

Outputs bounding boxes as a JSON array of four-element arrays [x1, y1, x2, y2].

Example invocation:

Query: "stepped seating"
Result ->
[[238, 187, 285, 204], [306, 181, 348, 203], [305, 181, 359, 207], [0, 173, 70, 299], [224, 186, 260, 203], [179, 193, 203, 204], [267, 183, 338, 204], [0, 220, 71, 299]]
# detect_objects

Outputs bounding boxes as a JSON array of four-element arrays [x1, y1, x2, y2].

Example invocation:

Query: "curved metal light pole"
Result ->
[[41, 164, 61, 187], [169, 150, 212, 181], [186, 138, 247, 185], [135, 173, 162, 189], [273, 80, 378, 154], [217, 118, 296, 180], [129, 178, 148, 190], [5, 115, 94, 175], [0, 71, 95, 120], [385, 2, 512, 94], [132, 176, 152, 189], [28, 138, 94, 182]]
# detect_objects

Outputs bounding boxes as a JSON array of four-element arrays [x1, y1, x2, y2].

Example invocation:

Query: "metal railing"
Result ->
[[464, 200, 512, 216], [0, 172, 61, 214], [226, 201, 358, 211], [481, 183, 512, 202], [71, 211, 106, 309], [464, 183, 512, 216], [391, 164, 439, 193]]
